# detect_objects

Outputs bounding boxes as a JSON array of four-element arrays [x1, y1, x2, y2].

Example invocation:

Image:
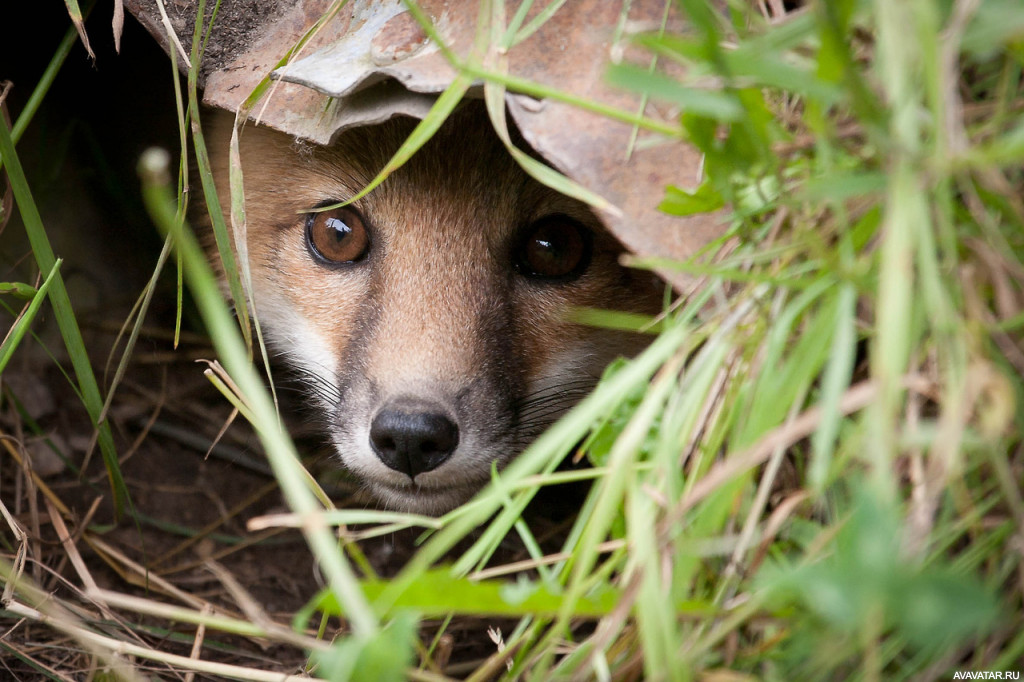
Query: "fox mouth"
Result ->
[[369, 477, 486, 514]]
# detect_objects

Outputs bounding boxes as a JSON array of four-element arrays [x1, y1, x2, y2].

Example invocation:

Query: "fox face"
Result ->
[[208, 104, 663, 513]]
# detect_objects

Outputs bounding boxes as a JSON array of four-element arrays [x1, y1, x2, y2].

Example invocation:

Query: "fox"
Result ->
[[206, 103, 664, 513]]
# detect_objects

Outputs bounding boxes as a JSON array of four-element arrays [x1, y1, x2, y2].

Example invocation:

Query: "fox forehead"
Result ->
[[235, 109, 596, 255]]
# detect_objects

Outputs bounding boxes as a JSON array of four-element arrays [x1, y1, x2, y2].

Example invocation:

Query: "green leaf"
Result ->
[[727, 50, 841, 104], [0, 261, 62, 375], [799, 171, 887, 201], [893, 570, 999, 649], [310, 612, 418, 682], [680, 111, 719, 152], [315, 569, 622, 618], [581, 358, 642, 466], [605, 63, 744, 121], [962, 0, 1024, 57], [815, 0, 858, 83], [659, 181, 725, 216], [761, 490, 1000, 649], [0, 281, 38, 299], [733, 172, 781, 215], [809, 273, 857, 490]]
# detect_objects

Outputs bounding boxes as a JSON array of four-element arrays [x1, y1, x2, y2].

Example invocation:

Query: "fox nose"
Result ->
[[369, 400, 459, 479]]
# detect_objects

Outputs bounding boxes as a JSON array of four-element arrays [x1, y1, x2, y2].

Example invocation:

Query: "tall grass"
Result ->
[[2, 0, 1022, 679]]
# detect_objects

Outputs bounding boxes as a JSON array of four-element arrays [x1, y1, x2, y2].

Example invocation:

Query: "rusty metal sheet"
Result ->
[[125, 0, 726, 287]]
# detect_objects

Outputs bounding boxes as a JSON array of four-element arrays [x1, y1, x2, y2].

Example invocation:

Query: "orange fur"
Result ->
[[206, 103, 662, 512]]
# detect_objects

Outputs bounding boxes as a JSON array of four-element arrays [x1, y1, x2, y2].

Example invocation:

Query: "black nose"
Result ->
[[369, 400, 459, 479]]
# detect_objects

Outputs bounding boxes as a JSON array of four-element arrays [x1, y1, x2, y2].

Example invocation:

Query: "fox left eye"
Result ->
[[306, 206, 370, 265], [514, 215, 592, 281]]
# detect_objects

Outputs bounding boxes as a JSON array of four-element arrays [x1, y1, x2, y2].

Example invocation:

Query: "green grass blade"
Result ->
[[0, 115, 128, 514], [138, 148, 381, 642], [186, 0, 252, 350], [605, 63, 744, 121], [340, 73, 473, 207], [0, 259, 62, 375], [511, 0, 567, 46], [99, 235, 175, 423], [809, 277, 857, 491], [319, 569, 623, 619]]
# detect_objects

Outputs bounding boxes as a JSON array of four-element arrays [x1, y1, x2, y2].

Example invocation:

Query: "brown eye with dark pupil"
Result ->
[[515, 216, 591, 280], [306, 207, 370, 265]]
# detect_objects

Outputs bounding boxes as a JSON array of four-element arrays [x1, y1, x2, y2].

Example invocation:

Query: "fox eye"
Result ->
[[514, 215, 591, 280], [306, 206, 370, 265]]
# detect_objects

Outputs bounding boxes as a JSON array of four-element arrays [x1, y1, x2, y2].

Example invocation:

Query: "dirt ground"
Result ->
[[1, 6, 580, 678]]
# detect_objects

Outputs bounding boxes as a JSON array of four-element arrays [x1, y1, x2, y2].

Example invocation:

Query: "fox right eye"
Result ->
[[306, 206, 370, 265], [513, 215, 592, 281]]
